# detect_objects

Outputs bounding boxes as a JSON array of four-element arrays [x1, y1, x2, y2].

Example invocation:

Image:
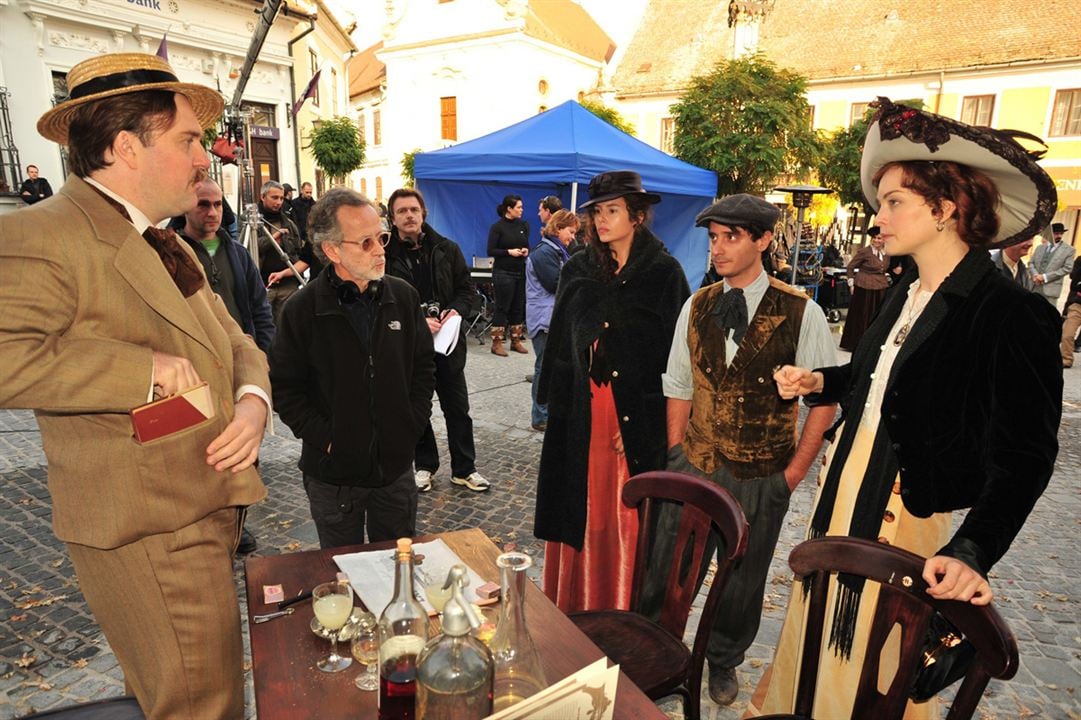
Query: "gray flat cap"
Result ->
[[695, 194, 780, 230]]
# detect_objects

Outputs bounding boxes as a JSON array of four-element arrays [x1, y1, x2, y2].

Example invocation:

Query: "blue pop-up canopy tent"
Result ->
[[414, 100, 717, 287]]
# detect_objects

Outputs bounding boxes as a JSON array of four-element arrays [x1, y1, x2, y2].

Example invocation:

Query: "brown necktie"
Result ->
[[88, 184, 205, 298], [141, 225, 205, 298]]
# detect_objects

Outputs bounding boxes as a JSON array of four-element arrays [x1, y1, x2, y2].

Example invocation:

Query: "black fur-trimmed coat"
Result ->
[[534, 229, 690, 550]]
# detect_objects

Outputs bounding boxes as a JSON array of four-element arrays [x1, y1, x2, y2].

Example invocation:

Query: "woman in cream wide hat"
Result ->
[[754, 98, 1061, 717]]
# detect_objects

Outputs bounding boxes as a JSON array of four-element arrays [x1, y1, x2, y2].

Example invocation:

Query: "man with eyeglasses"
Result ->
[[179, 178, 275, 353], [386, 187, 490, 494], [269, 188, 435, 547]]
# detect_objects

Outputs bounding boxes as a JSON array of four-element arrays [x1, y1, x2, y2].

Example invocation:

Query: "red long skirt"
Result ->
[[542, 379, 639, 613]]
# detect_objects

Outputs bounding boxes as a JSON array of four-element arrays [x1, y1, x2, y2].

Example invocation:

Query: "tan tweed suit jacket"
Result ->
[[0, 175, 269, 550]]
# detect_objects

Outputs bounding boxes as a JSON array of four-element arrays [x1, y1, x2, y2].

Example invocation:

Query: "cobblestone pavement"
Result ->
[[1, 328, 1079, 719]]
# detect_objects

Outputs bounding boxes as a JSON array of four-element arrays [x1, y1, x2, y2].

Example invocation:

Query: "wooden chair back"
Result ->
[[623, 471, 749, 658], [783, 536, 1018, 720]]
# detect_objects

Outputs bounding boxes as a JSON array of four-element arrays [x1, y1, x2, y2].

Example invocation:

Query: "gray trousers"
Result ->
[[641, 445, 792, 669]]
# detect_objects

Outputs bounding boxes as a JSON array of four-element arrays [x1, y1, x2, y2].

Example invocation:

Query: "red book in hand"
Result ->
[[130, 382, 216, 443]]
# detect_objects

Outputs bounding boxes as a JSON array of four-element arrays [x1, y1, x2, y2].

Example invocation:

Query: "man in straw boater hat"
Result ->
[[0, 53, 270, 718]]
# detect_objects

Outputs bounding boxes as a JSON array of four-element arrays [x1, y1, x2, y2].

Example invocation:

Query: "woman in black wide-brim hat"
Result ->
[[756, 98, 1062, 717], [533, 170, 690, 613]]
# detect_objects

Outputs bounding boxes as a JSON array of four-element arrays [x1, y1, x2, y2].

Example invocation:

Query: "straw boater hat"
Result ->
[[37, 53, 224, 145], [860, 97, 1058, 249]]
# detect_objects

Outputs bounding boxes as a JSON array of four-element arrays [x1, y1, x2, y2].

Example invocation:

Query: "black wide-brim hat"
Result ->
[[861, 97, 1058, 249], [578, 170, 661, 209], [38, 53, 224, 145]]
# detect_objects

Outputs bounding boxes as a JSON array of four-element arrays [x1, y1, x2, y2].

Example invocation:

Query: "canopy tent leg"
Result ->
[[570, 182, 578, 212]]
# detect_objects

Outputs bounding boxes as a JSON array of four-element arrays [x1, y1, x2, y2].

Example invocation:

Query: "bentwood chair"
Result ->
[[758, 536, 1018, 720], [568, 470, 749, 720]]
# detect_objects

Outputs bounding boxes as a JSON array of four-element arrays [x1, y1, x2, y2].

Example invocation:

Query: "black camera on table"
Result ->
[[421, 302, 442, 319]]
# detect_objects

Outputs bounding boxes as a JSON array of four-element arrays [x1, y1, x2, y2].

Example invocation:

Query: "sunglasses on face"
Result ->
[[340, 232, 391, 252]]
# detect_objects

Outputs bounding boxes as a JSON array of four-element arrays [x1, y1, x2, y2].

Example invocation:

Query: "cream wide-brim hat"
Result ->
[[38, 53, 224, 145], [860, 97, 1057, 249]]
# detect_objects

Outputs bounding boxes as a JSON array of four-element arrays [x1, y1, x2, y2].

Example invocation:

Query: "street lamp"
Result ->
[[774, 184, 833, 286]]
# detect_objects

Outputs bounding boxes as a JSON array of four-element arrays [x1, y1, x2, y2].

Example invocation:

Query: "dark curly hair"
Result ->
[[583, 194, 655, 280], [872, 160, 1000, 249]]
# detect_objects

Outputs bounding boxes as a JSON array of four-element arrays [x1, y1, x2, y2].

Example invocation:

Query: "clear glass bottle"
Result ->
[[489, 552, 547, 711], [378, 538, 427, 720], [416, 566, 494, 720]]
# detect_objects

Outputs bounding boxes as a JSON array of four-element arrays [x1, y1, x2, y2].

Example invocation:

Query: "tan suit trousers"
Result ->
[[1062, 304, 1081, 367], [67, 507, 245, 720]]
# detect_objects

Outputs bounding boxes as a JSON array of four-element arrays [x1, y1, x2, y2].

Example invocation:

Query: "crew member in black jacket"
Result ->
[[269, 189, 435, 547], [386, 187, 490, 494]]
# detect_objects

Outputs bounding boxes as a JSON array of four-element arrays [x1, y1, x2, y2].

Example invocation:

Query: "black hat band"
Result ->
[[69, 69, 179, 100]]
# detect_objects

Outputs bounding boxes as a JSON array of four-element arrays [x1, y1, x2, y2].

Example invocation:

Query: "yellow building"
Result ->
[[610, 0, 1081, 244]]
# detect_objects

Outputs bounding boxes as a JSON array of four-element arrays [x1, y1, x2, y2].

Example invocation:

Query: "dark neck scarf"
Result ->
[[89, 184, 205, 298], [259, 202, 283, 223], [711, 286, 748, 345]]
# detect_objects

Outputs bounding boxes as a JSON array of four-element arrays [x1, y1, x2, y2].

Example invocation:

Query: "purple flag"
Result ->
[[291, 69, 322, 117], [155, 34, 169, 61]]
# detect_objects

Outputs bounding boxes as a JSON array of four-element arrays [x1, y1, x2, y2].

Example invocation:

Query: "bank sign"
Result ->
[[127, 0, 164, 10]]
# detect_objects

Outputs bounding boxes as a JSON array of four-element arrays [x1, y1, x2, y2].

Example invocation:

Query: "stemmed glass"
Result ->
[[349, 611, 380, 691], [312, 580, 354, 673]]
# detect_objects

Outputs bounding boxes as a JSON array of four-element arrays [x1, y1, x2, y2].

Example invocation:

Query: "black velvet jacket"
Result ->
[[813, 249, 1061, 575], [534, 229, 690, 550]]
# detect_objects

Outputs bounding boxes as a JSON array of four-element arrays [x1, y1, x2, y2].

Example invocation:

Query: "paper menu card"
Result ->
[[483, 658, 620, 720], [333, 538, 488, 616]]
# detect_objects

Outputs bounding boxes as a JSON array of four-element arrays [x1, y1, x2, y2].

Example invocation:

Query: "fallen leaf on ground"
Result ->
[[15, 653, 35, 669], [15, 594, 68, 609]]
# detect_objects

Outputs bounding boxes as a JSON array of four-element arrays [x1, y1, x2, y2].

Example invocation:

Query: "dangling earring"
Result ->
[[935, 219, 945, 232]]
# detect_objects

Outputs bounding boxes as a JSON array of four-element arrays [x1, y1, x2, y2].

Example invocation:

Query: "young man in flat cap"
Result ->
[[653, 194, 837, 706], [0, 53, 269, 719]]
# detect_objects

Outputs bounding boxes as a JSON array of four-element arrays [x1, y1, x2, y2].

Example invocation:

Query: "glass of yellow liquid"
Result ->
[[312, 580, 353, 673], [472, 604, 500, 646], [350, 611, 379, 691], [424, 581, 453, 613]]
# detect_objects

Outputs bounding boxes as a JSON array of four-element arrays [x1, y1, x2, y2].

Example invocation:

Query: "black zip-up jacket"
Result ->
[[386, 223, 474, 367], [269, 267, 436, 487]]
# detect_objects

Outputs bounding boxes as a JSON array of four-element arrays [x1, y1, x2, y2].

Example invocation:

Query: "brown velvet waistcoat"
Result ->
[[683, 277, 806, 479]]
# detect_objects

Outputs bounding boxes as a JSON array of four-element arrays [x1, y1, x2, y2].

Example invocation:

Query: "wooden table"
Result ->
[[245, 528, 666, 719]]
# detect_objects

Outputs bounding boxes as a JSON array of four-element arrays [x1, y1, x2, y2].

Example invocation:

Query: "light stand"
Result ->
[[230, 107, 306, 287], [774, 184, 832, 286], [225, 0, 305, 287]]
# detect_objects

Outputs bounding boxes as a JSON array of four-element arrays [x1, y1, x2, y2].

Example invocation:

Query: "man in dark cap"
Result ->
[[281, 182, 297, 222], [650, 194, 837, 706]]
